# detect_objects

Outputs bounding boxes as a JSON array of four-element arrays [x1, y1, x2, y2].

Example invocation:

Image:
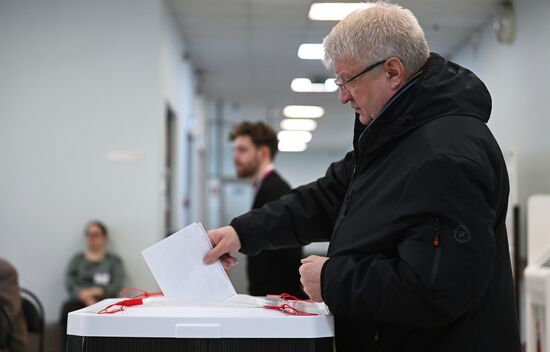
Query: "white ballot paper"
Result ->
[[142, 222, 236, 302]]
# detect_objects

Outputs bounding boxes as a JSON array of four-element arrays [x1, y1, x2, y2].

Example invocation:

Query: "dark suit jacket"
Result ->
[[247, 170, 305, 298]]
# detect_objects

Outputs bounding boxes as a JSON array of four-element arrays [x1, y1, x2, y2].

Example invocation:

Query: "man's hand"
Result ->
[[203, 226, 242, 270], [299, 255, 329, 302]]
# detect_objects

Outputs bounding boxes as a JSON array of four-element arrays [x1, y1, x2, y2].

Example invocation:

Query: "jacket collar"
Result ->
[[352, 53, 492, 160]]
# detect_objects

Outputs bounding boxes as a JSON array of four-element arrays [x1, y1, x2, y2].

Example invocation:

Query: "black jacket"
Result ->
[[247, 170, 304, 298], [231, 53, 520, 351]]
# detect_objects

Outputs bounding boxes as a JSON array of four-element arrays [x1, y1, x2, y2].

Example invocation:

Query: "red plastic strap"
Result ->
[[97, 287, 164, 315], [100, 290, 317, 316], [119, 287, 163, 299], [98, 298, 143, 314], [264, 304, 316, 316], [266, 292, 314, 302], [263, 292, 318, 316]]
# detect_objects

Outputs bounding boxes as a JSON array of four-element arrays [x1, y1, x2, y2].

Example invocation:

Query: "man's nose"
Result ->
[[338, 88, 351, 104]]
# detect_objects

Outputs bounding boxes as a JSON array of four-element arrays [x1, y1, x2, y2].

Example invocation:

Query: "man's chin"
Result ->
[[236, 170, 252, 179], [358, 113, 373, 125]]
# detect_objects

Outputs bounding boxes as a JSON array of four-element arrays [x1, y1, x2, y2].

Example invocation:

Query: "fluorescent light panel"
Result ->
[[283, 105, 325, 118], [277, 130, 313, 144], [308, 3, 371, 21], [278, 141, 308, 152], [280, 119, 317, 132], [298, 43, 324, 60], [324, 78, 338, 92], [291, 78, 337, 93]]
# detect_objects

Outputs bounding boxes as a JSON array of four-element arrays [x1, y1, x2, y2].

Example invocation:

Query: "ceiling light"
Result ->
[[290, 78, 337, 93], [277, 130, 313, 144], [308, 3, 371, 21], [291, 78, 312, 92], [278, 141, 308, 152], [283, 105, 325, 118], [298, 43, 324, 60], [324, 78, 338, 92], [280, 119, 318, 132]]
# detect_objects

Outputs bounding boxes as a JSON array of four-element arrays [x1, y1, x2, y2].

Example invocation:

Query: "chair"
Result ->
[[20, 287, 45, 352], [0, 298, 13, 351]]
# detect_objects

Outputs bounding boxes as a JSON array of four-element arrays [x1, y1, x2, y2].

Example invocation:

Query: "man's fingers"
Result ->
[[221, 253, 238, 265], [301, 255, 319, 263], [203, 244, 225, 264], [226, 255, 238, 265], [204, 243, 239, 266], [203, 226, 241, 264], [220, 254, 239, 270]]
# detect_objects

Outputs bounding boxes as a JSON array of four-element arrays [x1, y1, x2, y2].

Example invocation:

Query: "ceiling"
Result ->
[[168, 0, 503, 150]]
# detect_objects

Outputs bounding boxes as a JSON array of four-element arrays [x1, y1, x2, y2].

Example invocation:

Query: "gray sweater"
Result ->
[[65, 253, 124, 298]]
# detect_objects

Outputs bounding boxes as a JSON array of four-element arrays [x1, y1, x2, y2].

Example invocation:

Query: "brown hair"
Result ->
[[85, 220, 108, 237], [229, 121, 278, 160]]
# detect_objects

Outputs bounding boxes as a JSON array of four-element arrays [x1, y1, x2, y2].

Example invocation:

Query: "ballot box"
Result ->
[[66, 297, 335, 352], [525, 195, 550, 352]]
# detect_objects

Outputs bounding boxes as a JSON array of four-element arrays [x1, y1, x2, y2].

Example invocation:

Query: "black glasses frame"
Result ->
[[334, 59, 388, 91]]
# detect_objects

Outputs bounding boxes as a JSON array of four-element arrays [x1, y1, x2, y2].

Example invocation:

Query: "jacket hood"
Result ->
[[353, 53, 492, 155]]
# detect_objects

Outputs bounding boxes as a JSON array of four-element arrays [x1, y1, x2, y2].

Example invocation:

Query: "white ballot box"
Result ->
[[525, 195, 550, 352], [67, 297, 335, 352]]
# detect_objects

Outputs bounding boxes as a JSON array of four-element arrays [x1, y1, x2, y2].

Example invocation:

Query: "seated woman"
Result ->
[[59, 221, 124, 337]]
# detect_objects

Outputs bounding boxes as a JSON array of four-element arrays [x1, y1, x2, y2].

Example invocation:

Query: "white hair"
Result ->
[[323, 1, 430, 77]]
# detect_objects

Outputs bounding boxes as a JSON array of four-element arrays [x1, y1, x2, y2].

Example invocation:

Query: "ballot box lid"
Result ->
[[67, 297, 334, 339]]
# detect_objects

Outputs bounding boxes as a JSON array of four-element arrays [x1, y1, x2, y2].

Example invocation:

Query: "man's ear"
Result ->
[[385, 57, 405, 90], [259, 145, 271, 161]]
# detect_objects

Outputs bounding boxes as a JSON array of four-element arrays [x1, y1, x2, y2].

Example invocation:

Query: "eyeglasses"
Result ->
[[334, 59, 388, 93]]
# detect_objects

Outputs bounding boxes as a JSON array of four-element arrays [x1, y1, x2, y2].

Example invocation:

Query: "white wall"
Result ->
[[0, 0, 196, 322], [451, 0, 550, 258], [276, 149, 350, 188], [160, 2, 192, 231], [191, 95, 208, 224]]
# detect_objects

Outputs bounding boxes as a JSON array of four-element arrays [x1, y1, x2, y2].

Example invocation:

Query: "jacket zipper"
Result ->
[[342, 165, 356, 216], [327, 123, 370, 255], [341, 122, 371, 217], [430, 217, 441, 284]]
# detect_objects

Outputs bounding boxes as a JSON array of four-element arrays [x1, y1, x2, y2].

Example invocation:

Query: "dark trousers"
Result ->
[[59, 299, 85, 350]]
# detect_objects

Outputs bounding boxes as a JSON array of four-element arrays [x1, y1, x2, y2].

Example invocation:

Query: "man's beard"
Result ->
[[236, 161, 258, 179]]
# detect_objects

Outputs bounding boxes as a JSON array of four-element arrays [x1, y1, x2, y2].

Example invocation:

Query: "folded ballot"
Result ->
[[142, 222, 236, 302]]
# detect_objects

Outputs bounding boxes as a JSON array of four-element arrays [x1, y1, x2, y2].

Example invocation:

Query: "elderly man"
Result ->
[[204, 2, 520, 351]]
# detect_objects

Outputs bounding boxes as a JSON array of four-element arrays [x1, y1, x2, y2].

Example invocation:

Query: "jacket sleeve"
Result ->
[[321, 154, 501, 328], [231, 151, 354, 255], [65, 255, 80, 297]]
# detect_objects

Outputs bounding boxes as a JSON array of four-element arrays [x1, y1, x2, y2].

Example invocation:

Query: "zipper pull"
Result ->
[[433, 217, 440, 247]]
